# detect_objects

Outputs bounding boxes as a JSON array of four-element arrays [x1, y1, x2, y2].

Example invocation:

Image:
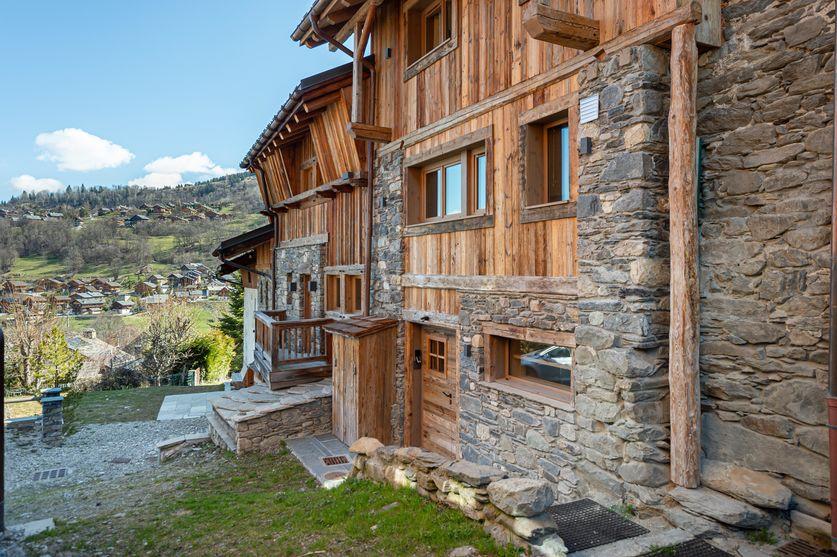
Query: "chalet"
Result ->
[[91, 278, 122, 294], [0, 292, 47, 314], [124, 214, 149, 227], [68, 329, 137, 387], [140, 294, 169, 308], [48, 294, 71, 313], [2, 280, 31, 294], [66, 278, 88, 293], [167, 272, 184, 289], [147, 274, 168, 287], [212, 0, 835, 550], [70, 291, 106, 315], [36, 278, 65, 292], [134, 281, 159, 296], [111, 298, 135, 316], [45, 211, 64, 220]]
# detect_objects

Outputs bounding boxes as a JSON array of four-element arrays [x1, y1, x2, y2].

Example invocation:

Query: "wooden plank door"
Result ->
[[420, 329, 459, 458]]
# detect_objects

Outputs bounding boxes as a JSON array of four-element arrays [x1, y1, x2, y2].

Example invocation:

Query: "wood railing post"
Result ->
[[668, 22, 701, 489]]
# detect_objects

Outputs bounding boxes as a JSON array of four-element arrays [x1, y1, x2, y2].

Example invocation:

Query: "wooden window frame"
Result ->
[[427, 333, 447, 374], [324, 271, 363, 317], [404, 0, 458, 81], [421, 154, 466, 222], [404, 126, 494, 235], [483, 323, 575, 406], [519, 94, 579, 224]]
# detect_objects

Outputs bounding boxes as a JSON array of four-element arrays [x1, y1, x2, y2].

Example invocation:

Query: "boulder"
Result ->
[[764, 380, 827, 426], [701, 459, 792, 510], [531, 534, 568, 557], [790, 510, 831, 549], [349, 437, 383, 456], [442, 460, 506, 487], [487, 478, 555, 517], [670, 487, 771, 529]]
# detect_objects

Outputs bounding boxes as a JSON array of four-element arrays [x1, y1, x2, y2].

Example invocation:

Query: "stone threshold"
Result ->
[[286, 434, 352, 488]]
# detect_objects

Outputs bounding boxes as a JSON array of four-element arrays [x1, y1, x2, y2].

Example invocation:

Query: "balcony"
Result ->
[[253, 311, 334, 390]]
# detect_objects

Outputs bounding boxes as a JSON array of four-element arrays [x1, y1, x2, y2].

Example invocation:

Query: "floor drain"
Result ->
[[110, 457, 131, 464], [33, 468, 67, 481], [547, 498, 648, 553], [322, 455, 350, 466], [640, 539, 732, 557], [775, 539, 834, 557]]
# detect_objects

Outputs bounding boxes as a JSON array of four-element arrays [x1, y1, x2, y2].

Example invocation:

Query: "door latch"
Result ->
[[413, 349, 422, 369]]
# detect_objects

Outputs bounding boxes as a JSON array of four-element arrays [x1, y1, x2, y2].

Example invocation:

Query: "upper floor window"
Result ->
[[405, 0, 457, 78], [325, 272, 362, 316]]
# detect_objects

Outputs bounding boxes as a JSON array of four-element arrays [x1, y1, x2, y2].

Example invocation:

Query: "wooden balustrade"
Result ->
[[253, 311, 333, 390]]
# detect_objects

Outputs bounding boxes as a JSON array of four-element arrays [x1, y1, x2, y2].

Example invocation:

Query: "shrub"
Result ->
[[188, 331, 235, 383]]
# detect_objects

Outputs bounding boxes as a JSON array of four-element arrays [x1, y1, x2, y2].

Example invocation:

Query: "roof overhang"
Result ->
[[212, 224, 273, 259], [218, 251, 257, 276]]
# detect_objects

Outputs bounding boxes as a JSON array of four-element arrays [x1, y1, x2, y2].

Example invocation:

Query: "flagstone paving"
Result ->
[[156, 390, 226, 420]]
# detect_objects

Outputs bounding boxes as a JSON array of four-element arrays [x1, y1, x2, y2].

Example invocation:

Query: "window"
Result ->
[[427, 335, 446, 373], [324, 273, 363, 315], [520, 96, 578, 223], [405, 0, 457, 75], [485, 325, 575, 402], [406, 132, 491, 227]]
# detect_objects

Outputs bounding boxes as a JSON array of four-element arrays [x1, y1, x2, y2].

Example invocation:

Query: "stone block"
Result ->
[[617, 462, 669, 488], [701, 459, 792, 510], [349, 436, 384, 456], [442, 460, 507, 487], [790, 510, 831, 549], [669, 487, 771, 529], [487, 478, 555, 517], [763, 380, 827, 426]]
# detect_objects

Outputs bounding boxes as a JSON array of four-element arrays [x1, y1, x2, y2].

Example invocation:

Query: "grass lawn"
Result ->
[[29, 449, 520, 557], [66, 384, 223, 427], [8, 255, 65, 279], [3, 396, 40, 420]]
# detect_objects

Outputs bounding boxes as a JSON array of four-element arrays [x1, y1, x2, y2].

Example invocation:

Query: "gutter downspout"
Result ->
[[309, 9, 378, 317], [829, 11, 837, 549]]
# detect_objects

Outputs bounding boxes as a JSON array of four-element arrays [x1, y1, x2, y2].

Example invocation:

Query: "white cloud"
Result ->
[[10, 174, 65, 193], [129, 152, 237, 189], [35, 128, 134, 171]]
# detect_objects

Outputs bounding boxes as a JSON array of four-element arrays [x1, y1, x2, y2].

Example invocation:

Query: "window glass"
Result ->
[[425, 169, 441, 219], [475, 154, 487, 211], [508, 340, 572, 390], [444, 163, 462, 215], [546, 122, 570, 203], [425, 6, 442, 51]]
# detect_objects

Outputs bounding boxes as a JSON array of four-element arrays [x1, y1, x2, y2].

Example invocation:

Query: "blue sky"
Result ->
[[0, 1, 348, 201]]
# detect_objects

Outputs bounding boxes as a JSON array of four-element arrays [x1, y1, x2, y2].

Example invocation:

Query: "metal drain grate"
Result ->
[[32, 468, 66, 481], [640, 539, 732, 557], [322, 455, 350, 466], [547, 498, 648, 553], [776, 539, 835, 557]]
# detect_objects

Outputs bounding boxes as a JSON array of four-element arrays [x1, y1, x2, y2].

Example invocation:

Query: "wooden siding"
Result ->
[[405, 287, 460, 316]]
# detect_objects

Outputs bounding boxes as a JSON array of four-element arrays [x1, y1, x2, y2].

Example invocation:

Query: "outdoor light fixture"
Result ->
[[309, 281, 318, 292], [579, 137, 593, 155], [289, 282, 297, 292]]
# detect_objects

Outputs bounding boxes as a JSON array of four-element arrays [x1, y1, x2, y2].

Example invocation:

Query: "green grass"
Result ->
[[31, 449, 520, 557], [66, 385, 223, 427], [746, 528, 778, 545], [8, 255, 65, 279], [3, 396, 41, 420]]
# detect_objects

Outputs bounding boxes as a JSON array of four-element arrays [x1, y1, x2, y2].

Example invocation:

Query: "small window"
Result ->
[[409, 143, 487, 225], [525, 111, 572, 207], [325, 274, 341, 312], [345, 275, 362, 314], [428, 336, 446, 373], [325, 273, 363, 315], [486, 329, 574, 401], [422, 158, 464, 221], [406, 0, 456, 66]]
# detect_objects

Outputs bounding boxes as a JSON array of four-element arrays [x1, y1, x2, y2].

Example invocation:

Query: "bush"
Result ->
[[188, 331, 235, 383]]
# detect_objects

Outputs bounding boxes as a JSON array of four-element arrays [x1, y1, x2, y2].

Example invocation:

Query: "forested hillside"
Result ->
[[0, 173, 264, 279]]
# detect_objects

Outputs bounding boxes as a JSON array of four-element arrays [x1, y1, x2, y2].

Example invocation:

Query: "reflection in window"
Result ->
[[425, 169, 442, 219], [508, 340, 572, 390], [475, 153, 487, 211], [444, 163, 462, 215]]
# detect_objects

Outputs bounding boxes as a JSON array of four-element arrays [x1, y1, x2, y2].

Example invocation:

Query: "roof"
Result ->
[[325, 316, 398, 338], [291, 0, 372, 48], [239, 58, 370, 169], [213, 224, 274, 259], [219, 251, 256, 276], [67, 336, 135, 367]]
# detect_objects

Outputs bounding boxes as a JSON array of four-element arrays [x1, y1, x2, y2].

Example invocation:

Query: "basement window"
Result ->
[[484, 325, 574, 404], [519, 96, 578, 224], [404, 0, 458, 79]]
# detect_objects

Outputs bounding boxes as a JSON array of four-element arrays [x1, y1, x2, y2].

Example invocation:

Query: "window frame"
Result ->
[[324, 271, 363, 317], [404, 0, 458, 81], [404, 126, 494, 234], [483, 323, 575, 406], [519, 94, 579, 224]]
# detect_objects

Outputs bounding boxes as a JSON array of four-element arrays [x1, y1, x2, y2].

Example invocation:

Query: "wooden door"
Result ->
[[299, 274, 312, 319], [420, 329, 459, 458]]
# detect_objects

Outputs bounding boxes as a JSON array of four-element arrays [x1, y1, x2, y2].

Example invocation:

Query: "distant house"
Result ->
[[67, 329, 137, 386], [134, 281, 159, 296], [22, 213, 43, 221], [98, 207, 113, 216], [37, 278, 66, 292], [140, 294, 169, 308], [92, 278, 121, 294], [46, 211, 64, 220], [70, 291, 106, 315], [148, 274, 167, 285], [167, 272, 184, 289], [111, 298, 136, 316], [66, 278, 88, 293], [49, 294, 71, 313], [206, 282, 231, 298], [2, 280, 31, 293], [0, 292, 47, 314], [180, 263, 211, 276], [124, 214, 150, 227]]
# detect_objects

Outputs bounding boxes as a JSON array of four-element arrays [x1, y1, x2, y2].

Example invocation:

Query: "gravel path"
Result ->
[[5, 418, 208, 493]]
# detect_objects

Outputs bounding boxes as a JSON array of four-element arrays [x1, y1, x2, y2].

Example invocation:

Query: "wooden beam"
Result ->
[[402, 274, 577, 297], [379, 1, 702, 154], [303, 91, 343, 113], [523, 2, 600, 51], [668, 22, 700, 490], [347, 122, 393, 143]]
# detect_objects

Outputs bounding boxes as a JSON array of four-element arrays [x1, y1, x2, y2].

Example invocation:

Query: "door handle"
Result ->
[[442, 391, 452, 399]]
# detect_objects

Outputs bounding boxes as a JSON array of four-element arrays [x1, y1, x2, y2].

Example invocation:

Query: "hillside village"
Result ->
[[0, 200, 229, 228]]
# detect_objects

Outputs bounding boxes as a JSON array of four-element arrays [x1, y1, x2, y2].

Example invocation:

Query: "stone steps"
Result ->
[[208, 412, 237, 453]]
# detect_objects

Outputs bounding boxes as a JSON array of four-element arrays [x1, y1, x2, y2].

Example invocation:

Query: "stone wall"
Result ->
[[573, 44, 673, 507], [274, 240, 326, 319], [695, 0, 834, 530], [457, 290, 579, 499], [371, 148, 407, 444], [349, 437, 568, 557]]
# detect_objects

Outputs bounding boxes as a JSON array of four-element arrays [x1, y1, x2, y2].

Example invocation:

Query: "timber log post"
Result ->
[[668, 22, 700, 489]]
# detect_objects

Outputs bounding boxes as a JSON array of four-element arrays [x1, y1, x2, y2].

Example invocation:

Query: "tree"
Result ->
[[6, 303, 55, 390], [32, 326, 83, 389], [139, 301, 195, 381], [216, 275, 244, 371]]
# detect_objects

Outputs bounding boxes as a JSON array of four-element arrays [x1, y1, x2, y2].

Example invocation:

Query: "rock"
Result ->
[[448, 546, 480, 557], [740, 415, 794, 439], [601, 153, 652, 182], [442, 460, 506, 487], [783, 16, 825, 47], [349, 437, 384, 456], [662, 507, 722, 538], [742, 143, 804, 168], [790, 510, 831, 549], [499, 512, 558, 541], [701, 460, 792, 510], [703, 414, 829, 488], [747, 214, 795, 241], [764, 380, 827, 426], [669, 487, 771, 529], [617, 462, 669, 487], [531, 534, 568, 557], [487, 478, 555, 517], [792, 496, 831, 521]]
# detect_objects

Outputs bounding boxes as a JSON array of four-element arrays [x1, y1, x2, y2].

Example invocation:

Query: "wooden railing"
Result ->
[[253, 310, 333, 388]]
